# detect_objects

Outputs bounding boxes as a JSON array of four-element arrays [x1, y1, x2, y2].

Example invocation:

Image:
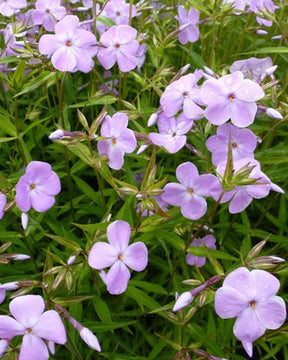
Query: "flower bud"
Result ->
[[21, 212, 28, 230], [256, 30, 268, 35], [80, 327, 101, 352], [271, 35, 282, 40], [118, 187, 138, 195], [173, 291, 194, 312], [10, 254, 30, 261], [49, 129, 65, 140], [137, 143, 149, 154], [266, 108, 283, 120], [0, 340, 9, 357], [179, 63, 190, 76], [203, 66, 215, 76], [47, 341, 55, 355], [67, 255, 77, 266], [0, 282, 19, 291], [148, 113, 158, 127]]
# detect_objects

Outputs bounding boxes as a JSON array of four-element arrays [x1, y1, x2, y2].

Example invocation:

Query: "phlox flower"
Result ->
[[175, 5, 199, 45], [88, 220, 148, 295], [39, 15, 97, 72], [160, 70, 204, 119], [0, 0, 26, 17], [32, 0, 66, 32], [105, 0, 138, 25], [99, 70, 119, 95], [206, 123, 257, 166], [15, 161, 61, 213], [162, 162, 218, 220], [200, 71, 265, 127], [0, 192, 6, 220], [230, 57, 273, 81], [0, 295, 66, 360], [211, 158, 283, 214], [136, 43, 147, 72], [215, 267, 286, 357], [148, 113, 194, 153], [222, 0, 249, 11], [97, 112, 137, 170], [186, 235, 216, 268], [97, 25, 139, 73]]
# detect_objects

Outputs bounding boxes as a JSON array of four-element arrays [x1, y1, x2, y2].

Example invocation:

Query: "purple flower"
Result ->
[[39, 15, 97, 72], [15, 161, 61, 213], [0, 192, 6, 220], [97, 112, 137, 170], [200, 71, 265, 127], [211, 158, 283, 214], [161, 162, 218, 220], [32, 0, 66, 32], [206, 123, 257, 166], [250, 0, 277, 14], [105, 0, 138, 25], [3, 24, 25, 56], [215, 267, 286, 357], [99, 70, 119, 95], [136, 43, 147, 72], [222, 0, 249, 11], [88, 220, 148, 295], [0, 295, 66, 359], [230, 57, 273, 81], [160, 70, 204, 119], [175, 5, 199, 45], [148, 113, 193, 153], [186, 235, 216, 268], [97, 25, 139, 73], [0, 0, 26, 17]]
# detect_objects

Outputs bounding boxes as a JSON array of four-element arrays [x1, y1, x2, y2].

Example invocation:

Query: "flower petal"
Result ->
[[106, 260, 131, 295], [230, 101, 257, 128], [229, 189, 252, 214], [51, 47, 77, 72], [19, 334, 49, 360], [88, 242, 118, 270], [251, 269, 280, 300], [215, 286, 247, 319], [0, 316, 25, 338], [255, 295, 286, 330], [122, 242, 148, 271], [107, 220, 131, 253], [32, 310, 66, 344], [181, 194, 207, 220], [10, 295, 45, 328], [30, 191, 55, 212], [176, 161, 199, 187], [162, 183, 187, 206]]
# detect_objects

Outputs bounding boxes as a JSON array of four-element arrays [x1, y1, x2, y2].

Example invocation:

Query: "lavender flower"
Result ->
[[148, 113, 194, 153], [162, 162, 218, 220], [200, 71, 265, 127], [230, 57, 273, 81], [136, 43, 147, 72], [215, 267, 286, 357], [0, 295, 66, 359], [222, 0, 249, 11], [186, 235, 217, 268], [97, 25, 139, 73], [97, 112, 137, 170], [175, 5, 199, 45], [105, 0, 138, 25], [160, 71, 204, 119], [39, 15, 97, 72], [32, 0, 66, 32], [0, 0, 26, 17], [88, 220, 148, 295], [206, 123, 257, 166], [15, 161, 61, 213], [211, 158, 283, 214]]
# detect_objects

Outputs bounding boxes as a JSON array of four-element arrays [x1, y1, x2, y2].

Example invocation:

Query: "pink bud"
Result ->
[[137, 144, 149, 154], [47, 341, 55, 355], [11, 254, 30, 261], [203, 66, 215, 76], [67, 255, 77, 266], [80, 328, 101, 352], [271, 35, 282, 40], [148, 113, 158, 127], [0, 282, 19, 291], [256, 30, 268, 35], [266, 108, 283, 120]]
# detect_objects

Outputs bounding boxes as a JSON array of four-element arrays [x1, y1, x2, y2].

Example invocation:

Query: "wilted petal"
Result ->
[[122, 242, 148, 271], [88, 242, 118, 270], [107, 220, 131, 253], [32, 310, 67, 344], [255, 295, 286, 329], [10, 295, 45, 328], [106, 260, 131, 295], [19, 333, 49, 360]]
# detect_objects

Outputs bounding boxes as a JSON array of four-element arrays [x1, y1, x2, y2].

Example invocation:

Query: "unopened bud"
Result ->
[[184, 306, 197, 322], [182, 279, 201, 286], [246, 239, 267, 261], [249, 255, 285, 269], [80, 327, 101, 352], [118, 187, 138, 195], [198, 292, 207, 307], [10, 254, 30, 261], [47, 341, 55, 355], [67, 255, 77, 266], [266, 108, 283, 120], [179, 63, 190, 76], [173, 291, 194, 312], [271, 35, 282, 40], [137, 143, 149, 154], [0, 282, 19, 291], [49, 129, 65, 140], [148, 113, 158, 127], [256, 29, 268, 35], [203, 66, 215, 76], [21, 212, 28, 230]]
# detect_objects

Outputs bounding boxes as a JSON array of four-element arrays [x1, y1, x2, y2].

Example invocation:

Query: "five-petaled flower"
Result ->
[[215, 267, 286, 357], [0, 295, 66, 360], [15, 161, 61, 213], [175, 5, 199, 45], [88, 220, 148, 295]]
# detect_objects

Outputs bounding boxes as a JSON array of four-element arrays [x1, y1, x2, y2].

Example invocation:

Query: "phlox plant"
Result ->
[[0, 0, 287, 359]]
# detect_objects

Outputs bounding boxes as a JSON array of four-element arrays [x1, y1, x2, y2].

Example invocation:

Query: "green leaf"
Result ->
[[67, 94, 116, 108], [13, 72, 56, 97], [187, 246, 238, 261], [45, 233, 82, 251], [53, 296, 95, 305]]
